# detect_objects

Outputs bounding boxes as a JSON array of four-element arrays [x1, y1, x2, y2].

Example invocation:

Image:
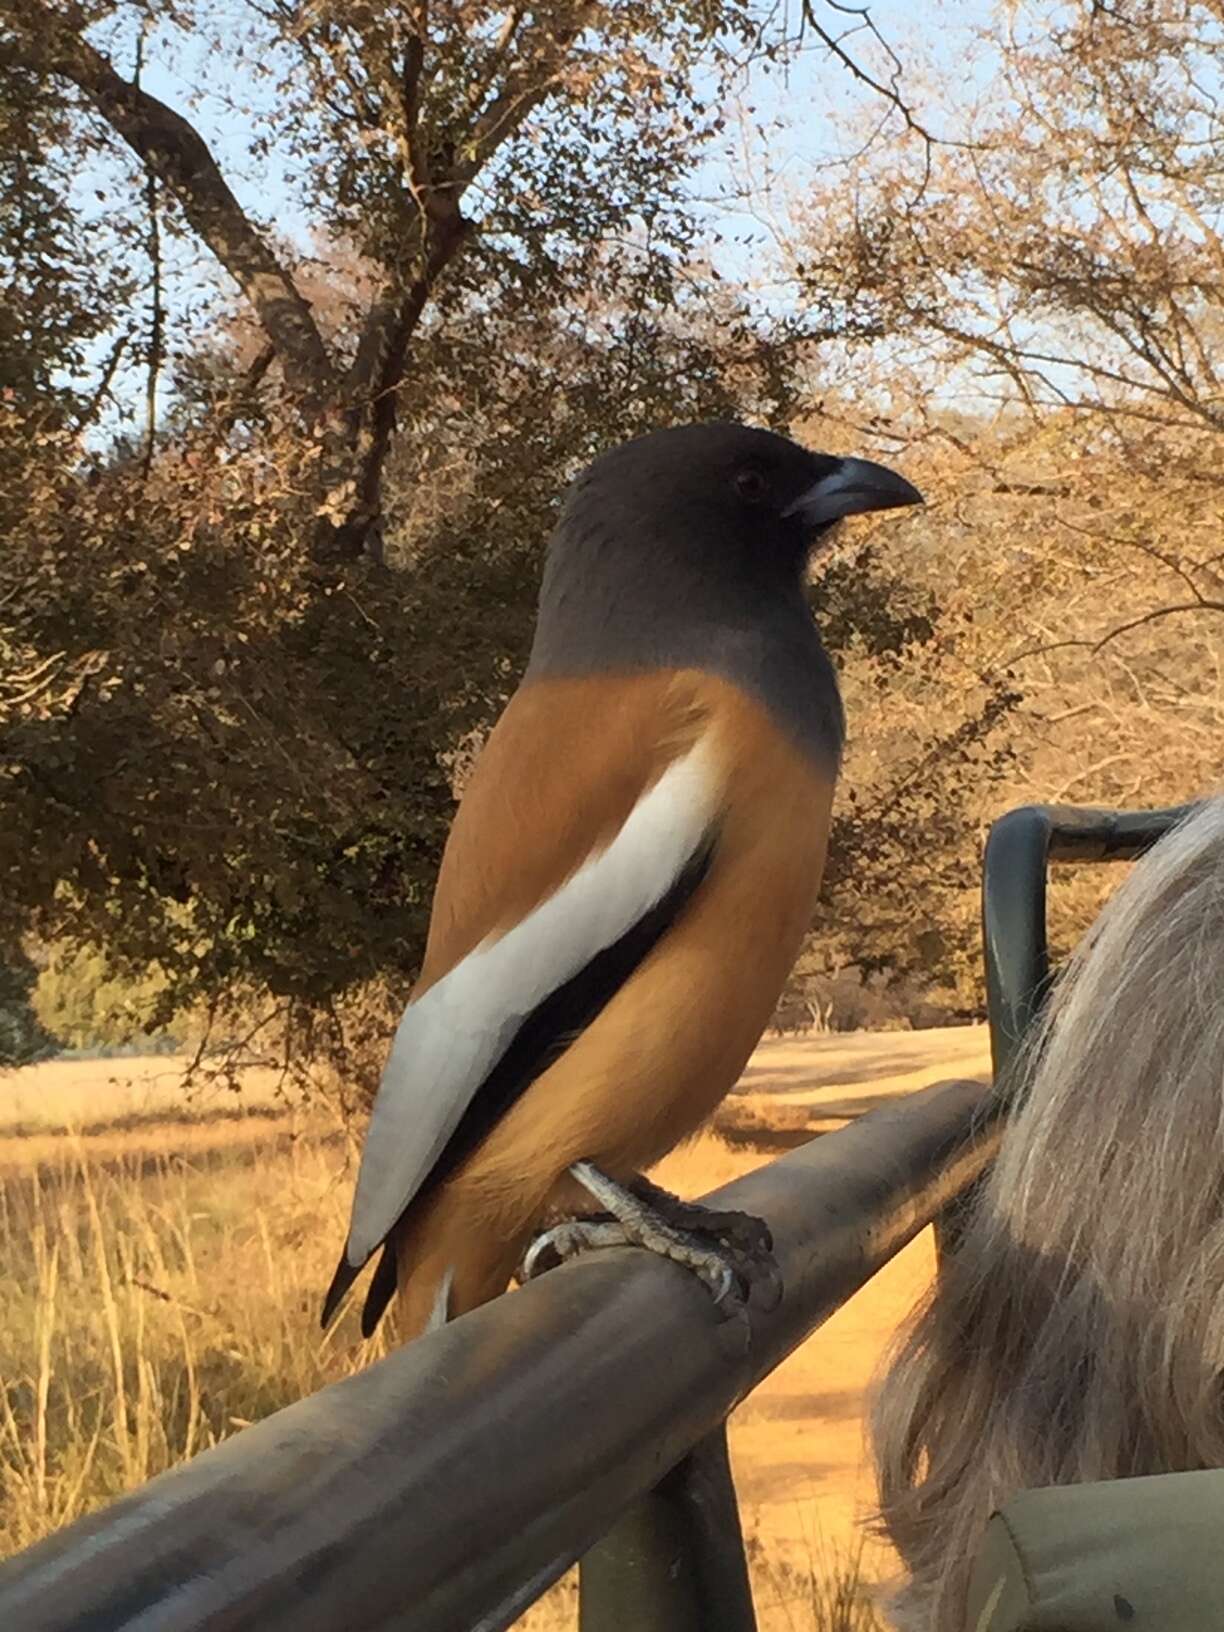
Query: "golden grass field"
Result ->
[[0, 1027, 989, 1628]]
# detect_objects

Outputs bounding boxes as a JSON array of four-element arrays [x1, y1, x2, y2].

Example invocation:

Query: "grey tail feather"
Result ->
[[359, 1238, 399, 1338], [321, 1247, 362, 1331]]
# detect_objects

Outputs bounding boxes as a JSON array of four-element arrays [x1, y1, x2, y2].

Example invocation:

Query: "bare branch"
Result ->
[[455, 3, 599, 185], [335, 3, 598, 558], [201, 341, 277, 449], [461, 6, 524, 124], [1010, 600, 1224, 667], [133, 20, 162, 480], [398, 23, 457, 229], [7, 0, 336, 410], [75, 328, 133, 435], [1092, 600, 1224, 651], [1053, 513, 1210, 607], [801, 0, 936, 194]]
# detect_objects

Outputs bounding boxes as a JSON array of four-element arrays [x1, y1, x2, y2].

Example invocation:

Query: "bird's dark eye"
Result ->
[[734, 466, 770, 505]]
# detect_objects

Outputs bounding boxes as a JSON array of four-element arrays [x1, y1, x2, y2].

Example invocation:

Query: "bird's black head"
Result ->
[[559, 421, 922, 585], [530, 421, 922, 724]]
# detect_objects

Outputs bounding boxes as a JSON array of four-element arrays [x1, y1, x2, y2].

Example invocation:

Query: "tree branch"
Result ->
[[1009, 598, 1224, 667], [134, 20, 162, 480], [349, 3, 600, 395], [1092, 599, 1224, 651], [8, 0, 336, 412], [801, 0, 937, 193], [75, 327, 133, 435], [397, 23, 451, 227], [334, 3, 598, 559], [454, 3, 599, 186]]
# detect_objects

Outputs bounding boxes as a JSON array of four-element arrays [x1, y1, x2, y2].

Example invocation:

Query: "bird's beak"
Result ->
[[783, 457, 923, 529]]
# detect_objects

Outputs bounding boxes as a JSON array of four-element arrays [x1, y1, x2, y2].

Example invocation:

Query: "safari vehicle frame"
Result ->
[[0, 802, 1195, 1632]]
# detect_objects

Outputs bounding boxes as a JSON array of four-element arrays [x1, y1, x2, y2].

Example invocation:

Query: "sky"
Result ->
[[67, 0, 1000, 433]]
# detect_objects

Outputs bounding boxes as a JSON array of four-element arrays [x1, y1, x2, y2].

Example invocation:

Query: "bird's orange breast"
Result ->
[[425, 669, 835, 1184]]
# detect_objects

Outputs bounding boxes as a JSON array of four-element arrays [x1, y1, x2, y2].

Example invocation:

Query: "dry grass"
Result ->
[[0, 1054, 298, 1137], [0, 1111, 385, 1554], [0, 1048, 941, 1625], [516, 1538, 886, 1631]]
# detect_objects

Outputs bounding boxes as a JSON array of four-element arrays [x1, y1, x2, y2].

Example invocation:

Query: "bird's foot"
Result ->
[[519, 1162, 780, 1313], [520, 1216, 635, 1282], [626, 1172, 774, 1258]]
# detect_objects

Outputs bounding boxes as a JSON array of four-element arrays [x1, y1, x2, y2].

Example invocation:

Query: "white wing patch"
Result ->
[[344, 735, 722, 1265]]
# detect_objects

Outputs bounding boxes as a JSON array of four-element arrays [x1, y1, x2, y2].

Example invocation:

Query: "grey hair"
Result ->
[[870, 795, 1224, 1631]]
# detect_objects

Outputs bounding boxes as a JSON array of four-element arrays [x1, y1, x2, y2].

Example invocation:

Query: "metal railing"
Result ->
[[981, 802, 1198, 1082], [0, 801, 1194, 1631]]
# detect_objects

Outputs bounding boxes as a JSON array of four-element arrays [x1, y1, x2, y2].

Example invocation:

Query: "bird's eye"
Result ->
[[734, 466, 769, 505]]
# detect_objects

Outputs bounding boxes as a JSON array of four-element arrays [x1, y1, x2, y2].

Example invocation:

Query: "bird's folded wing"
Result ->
[[341, 677, 723, 1269]]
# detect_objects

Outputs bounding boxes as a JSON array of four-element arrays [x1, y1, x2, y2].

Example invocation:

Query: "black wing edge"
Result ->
[[320, 1247, 361, 1331], [319, 829, 718, 1339], [361, 1240, 399, 1336]]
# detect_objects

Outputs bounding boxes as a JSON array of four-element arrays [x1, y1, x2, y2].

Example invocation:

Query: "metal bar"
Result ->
[[980, 808, 1054, 1089], [981, 802, 1197, 1090], [936, 799, 1197, 1265], [0, 1076, 996, 1632], [579, 1427, 756, 1632]]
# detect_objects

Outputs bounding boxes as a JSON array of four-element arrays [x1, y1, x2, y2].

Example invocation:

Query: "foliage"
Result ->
[[3, 0, 1219, 1056], [30, 942, 189, 1053], [0, 950, 55, 1067], [774, 0, 1224, 1013], [0, 36, 131, 434], [0, 3, 738, 1065], [788, 0, 1224, 649], [0, 0, 973, 1074]]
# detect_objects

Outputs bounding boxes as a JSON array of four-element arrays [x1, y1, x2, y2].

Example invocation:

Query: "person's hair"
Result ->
[[871, 795, 1224, 1631]]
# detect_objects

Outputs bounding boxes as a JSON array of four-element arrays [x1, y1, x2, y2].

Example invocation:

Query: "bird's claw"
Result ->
[[520, 1180, 781, 1317], [520, 1214, 746, 1309], [624, 1174, 779, 1303], [520, 1218, 627, 1281]]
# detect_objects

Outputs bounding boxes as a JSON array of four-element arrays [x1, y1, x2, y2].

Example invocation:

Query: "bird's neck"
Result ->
[[526, 531, 844, 774]]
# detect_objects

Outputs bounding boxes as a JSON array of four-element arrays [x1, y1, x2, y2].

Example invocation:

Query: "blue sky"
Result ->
[[71, 0, 999, 430]]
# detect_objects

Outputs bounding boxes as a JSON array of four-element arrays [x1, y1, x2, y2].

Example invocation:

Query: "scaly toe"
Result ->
[[611, 1214, 747, 1312], [688, 1207, 773, 1257], [554, 1164, 783, 1314], [626, 1178, 773, 1256], [651, 1222, 781, 1314], [519, 1218, 629, 1282], [690, 1252, 740, 1308]]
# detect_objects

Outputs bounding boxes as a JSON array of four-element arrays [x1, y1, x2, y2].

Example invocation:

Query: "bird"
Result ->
[[321, 421, 921, 1341]]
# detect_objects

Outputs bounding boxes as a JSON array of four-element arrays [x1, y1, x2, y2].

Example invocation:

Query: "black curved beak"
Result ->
[[784, 456, 923, 529]]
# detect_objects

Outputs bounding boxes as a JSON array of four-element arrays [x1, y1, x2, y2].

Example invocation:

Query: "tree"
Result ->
[[789, 0, 1222, 644], [6, 2, 934, 1076], [4, 0, 780, 563], [30, 940, 189, 1053], [0, 30, 132, 434], [775, 0, 1223, 1006], [17, 0, 1146, 1053], [0, 950, 55, 1066]]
